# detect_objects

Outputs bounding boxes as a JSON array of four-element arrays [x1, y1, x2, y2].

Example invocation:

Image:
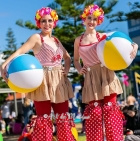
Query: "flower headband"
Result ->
[[35, 7, 58, 28], [80, 4, 104, 25]]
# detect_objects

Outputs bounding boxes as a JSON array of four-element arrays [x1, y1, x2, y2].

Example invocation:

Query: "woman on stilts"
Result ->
[[74, 4, 138, 141], [1, 7, 76, 141]]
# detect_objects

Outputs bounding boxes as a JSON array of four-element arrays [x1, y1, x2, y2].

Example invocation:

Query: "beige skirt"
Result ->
[[26, 66, 74, 103], [82, 64, 123, 103]]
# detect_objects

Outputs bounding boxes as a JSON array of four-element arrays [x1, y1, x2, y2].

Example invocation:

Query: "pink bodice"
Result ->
[[34, 35, 63, 66], [79, 32, 101, 67]]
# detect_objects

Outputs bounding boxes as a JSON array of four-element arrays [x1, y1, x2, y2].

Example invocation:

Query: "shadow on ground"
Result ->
[[3, 134, 20, 141]]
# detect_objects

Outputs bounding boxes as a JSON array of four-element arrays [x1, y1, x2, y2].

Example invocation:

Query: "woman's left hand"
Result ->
[[130, 42, 138, 59], [61, 67, 68, 76]]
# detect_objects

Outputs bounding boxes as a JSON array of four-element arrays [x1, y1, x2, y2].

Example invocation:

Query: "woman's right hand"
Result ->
[[79, 65, 88, 75], [0, 65, 8, 83]]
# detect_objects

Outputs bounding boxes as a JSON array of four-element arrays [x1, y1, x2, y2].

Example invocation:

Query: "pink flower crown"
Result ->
[[35, 7, 58, 28], [80, 4, 104, 25]]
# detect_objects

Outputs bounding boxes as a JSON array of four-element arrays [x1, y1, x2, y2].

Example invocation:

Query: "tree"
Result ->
[[16, 0, 119, 83], [0, 28, 17, 89], [3, 28, 17, 59], [0, 28, 17, 97], [0, 77, 9, 105], [106, 2, 140, 23]]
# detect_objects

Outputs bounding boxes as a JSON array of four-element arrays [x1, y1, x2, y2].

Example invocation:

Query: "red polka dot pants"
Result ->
[[84, 101, 124, 141], [103, 102, 124, 141], [84, 102, 104, 141], [31, 116, 53, 141], [56, 113, 75, 141]]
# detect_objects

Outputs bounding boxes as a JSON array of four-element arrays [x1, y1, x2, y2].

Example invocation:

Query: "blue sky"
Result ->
[[0, 0, 138, 51]]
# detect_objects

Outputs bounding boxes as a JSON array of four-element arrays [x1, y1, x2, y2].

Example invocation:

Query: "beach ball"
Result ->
[[7, 54, 43, 93], [96, 31, 133, 70], [71, 127, 78, 141]]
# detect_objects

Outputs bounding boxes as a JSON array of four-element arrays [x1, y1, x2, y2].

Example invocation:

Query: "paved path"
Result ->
[[3, 134, 20, 141]]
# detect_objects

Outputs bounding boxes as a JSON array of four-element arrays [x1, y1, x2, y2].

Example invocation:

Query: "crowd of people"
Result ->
[[0, 3, 139, 141], [118, 94, 140, 141], [0, 93, 140, 141], [0, 98, 35, 135]]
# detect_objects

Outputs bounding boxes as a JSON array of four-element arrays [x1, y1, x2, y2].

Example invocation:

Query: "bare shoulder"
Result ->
[[27, 33, 40, 42], [75, 36, 81, 42], [74, 35, 82, 45]]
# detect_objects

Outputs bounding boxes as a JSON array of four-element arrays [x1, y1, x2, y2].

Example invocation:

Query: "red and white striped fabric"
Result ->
[[35, 34, 63, 67], [79, 32, 101, 67]]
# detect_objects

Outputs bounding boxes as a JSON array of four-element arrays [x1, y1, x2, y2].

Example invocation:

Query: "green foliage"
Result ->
[[130, 64, 140, 71], [0, 78, 8, 88], [0, 78, 9, 105], [3, 28, 17, 59], [0, 93, 8, 106], [107, 2, 140, 22], [16, 20, 39, 30], [0, 29, 17, 98], [126, 11, 140, 20]]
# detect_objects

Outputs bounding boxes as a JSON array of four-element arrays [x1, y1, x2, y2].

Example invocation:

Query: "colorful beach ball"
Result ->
[[7, 54, 43, 93], [96, 31, 133, 70]]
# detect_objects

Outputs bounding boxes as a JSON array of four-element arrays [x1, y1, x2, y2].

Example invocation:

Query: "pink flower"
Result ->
[[52, 54, 61, 62], [57, 54, 61, 60], [52, 56, 57, 62]]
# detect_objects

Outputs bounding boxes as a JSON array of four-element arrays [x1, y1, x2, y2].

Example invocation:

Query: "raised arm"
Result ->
[[0, 34, 39, 81]]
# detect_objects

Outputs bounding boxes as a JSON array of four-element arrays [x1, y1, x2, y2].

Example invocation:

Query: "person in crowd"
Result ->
[[1, 100, 10, 135], [126, 93, 136, 105], [12, 114, 24, 135], [18, 114, 36, 141], [22, 98, 33, 126], [124, 105, 140, 141]]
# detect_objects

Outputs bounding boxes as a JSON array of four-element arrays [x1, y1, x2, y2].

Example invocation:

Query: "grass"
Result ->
[[78, 135, 86, 141], [75, 123, 86, 141]]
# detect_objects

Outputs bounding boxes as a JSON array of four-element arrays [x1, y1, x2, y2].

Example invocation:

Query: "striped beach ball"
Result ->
[[96, 31, 133, 70], [7, 54, 43, 93]]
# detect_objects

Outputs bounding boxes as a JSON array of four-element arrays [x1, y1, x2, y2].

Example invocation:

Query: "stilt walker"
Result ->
[[74, 4, 138, 141], [1, 7, 76, 141]]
